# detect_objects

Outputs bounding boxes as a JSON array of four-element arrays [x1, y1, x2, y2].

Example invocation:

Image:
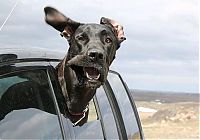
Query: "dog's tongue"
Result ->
[[84, 67, 100, 80]]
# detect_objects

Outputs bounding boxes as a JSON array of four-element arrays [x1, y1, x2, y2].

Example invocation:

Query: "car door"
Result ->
[[54, 70, 143, 140]]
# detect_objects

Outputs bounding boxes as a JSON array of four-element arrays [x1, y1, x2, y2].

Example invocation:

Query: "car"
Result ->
[[0, 48, 144, 139]]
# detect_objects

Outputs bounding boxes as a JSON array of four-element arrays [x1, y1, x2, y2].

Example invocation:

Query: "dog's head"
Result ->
[[44, 7, 125, 89]]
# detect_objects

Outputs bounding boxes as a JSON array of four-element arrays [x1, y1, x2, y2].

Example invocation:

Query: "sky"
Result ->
[[0, 0, 198, 93]]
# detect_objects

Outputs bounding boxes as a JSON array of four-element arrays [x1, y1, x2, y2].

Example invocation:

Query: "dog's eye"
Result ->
[[76, 36, 85, 41], [105, 37, 112, 43]]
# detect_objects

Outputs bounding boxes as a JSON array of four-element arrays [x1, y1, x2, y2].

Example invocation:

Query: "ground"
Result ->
[[132, 91, 199, 139], [135, 101, 199, 139]]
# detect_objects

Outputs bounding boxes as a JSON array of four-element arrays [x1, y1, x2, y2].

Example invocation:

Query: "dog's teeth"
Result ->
[[86, 72, 100, 80], [86, 72, 93, 80], [95, 74, 100, 80]]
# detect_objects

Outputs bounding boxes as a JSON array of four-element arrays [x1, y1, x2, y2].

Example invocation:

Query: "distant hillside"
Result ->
[[130, 89, 199, 103]]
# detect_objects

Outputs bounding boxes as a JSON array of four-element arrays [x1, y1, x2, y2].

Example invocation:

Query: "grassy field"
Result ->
[[132, 90, 199, 139]]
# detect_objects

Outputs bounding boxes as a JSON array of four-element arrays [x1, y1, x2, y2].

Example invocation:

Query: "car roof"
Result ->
[[0, 47, 65, 60], [0, 47, 65, 69]]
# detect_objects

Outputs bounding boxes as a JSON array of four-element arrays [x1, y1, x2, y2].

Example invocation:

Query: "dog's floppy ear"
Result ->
[[100, 17, 126, 48], [44, 7, 82, 40]]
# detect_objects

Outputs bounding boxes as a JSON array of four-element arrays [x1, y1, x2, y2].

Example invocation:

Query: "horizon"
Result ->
[[130, 88, 199, 94]]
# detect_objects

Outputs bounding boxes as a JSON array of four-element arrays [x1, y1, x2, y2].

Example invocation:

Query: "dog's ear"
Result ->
[[100, 17, 126, 48], [44, 7, 82, 40]]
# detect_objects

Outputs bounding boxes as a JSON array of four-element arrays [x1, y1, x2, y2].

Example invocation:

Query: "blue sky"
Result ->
[[0, 0, 198, 93]]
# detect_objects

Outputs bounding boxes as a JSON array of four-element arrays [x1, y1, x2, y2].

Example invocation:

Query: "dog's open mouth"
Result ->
[[69, 64, 102, 88], [83, 67, 100, 81], [66, 55, 105, 88]]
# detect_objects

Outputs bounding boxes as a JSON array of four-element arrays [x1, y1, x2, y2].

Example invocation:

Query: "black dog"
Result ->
[[44, 7, 126, 125], [0, 7, 126, 126]]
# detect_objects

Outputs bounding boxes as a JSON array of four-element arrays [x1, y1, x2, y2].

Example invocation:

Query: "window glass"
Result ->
[[107, 72, 141, 139], [95, 86, 119, 139], [0, 69, 63, 139]]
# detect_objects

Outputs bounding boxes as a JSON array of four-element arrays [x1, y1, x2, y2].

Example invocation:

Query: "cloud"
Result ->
[[111, 59, 198, 92], [113, 59, 198, 76], [121, 73, 198, 93], [0, 0, 198, 92]]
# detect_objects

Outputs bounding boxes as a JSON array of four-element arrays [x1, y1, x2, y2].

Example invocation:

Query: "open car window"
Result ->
[[61, 96, 105, 139], [0, 69, 63, 139], [107, 71, 142, 139]]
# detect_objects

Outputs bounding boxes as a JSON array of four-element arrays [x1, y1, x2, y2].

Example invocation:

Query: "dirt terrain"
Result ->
[[131, 90, 199, 139]]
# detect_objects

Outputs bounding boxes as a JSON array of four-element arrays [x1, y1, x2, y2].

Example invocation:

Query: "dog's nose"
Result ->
[[88, 49, 104, 61]]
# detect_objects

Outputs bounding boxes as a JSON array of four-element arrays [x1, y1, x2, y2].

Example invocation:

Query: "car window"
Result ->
[[61, 86, 121, 139], [0, 69, 63, 139], [107, 72, 142, 139], [58, 82, 125, 139], [95, 86, 119, 139]]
